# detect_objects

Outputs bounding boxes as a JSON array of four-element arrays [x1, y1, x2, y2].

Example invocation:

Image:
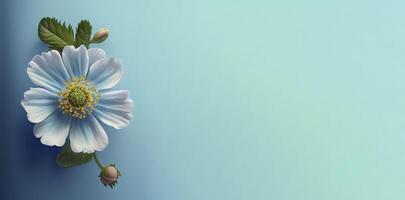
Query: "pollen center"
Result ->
[[68, 88, 87, 107], [59, 77, 99, 118]]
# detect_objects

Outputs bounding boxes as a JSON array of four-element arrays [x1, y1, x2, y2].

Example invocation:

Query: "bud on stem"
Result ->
[[91, 28, 109, 43], [93, 153, 121, 188]]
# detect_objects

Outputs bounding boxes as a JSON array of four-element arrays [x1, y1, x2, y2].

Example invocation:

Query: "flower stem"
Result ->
[[93, 153, 103, 170]]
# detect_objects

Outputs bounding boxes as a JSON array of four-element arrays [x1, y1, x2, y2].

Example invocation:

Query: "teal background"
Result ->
[[2, 0, 405, 199]]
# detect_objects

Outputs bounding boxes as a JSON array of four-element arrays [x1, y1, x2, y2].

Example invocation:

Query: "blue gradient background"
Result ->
[[2, 0, 405, 199]]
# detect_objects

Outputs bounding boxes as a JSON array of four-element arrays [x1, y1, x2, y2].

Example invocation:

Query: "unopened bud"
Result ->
[[99, 164, 121, 188], [91, 28, 109, 43]]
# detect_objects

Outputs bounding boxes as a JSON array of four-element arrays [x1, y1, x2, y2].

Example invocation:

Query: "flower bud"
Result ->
[[91, 28, 109, 43], [99, 164, 121, 188]]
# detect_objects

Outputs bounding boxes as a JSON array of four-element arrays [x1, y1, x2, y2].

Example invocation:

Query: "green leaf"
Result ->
[[75, 20, 92, 48], [38, 17, 75, 51], [56, 143, 93, 168]]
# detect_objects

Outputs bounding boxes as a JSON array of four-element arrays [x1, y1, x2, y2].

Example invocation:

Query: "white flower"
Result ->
[[21, 45, 133, 153]]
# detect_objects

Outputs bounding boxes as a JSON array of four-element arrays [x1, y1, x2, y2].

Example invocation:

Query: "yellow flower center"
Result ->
[[59, 77, 99, 118]]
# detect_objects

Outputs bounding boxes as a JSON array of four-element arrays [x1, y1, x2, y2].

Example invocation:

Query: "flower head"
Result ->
[[21, 45, 133, 153]]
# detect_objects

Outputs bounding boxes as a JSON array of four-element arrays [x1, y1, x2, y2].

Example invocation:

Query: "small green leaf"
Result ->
[[56, 143, 93, 168], [75, 20, 92, 48], [38, 17, 75, 51]]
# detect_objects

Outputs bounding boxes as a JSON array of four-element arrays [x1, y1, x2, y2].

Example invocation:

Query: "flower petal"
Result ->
[[88, 48, 107, 67], [34, 111, 71, 147], [21, 88, 59, 123], [27, 50, 70, 93], [87, 57, 122, 91], [69, 115, 109, 153], [62, 45, 89, 78], [93, 90, 133, 129]]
